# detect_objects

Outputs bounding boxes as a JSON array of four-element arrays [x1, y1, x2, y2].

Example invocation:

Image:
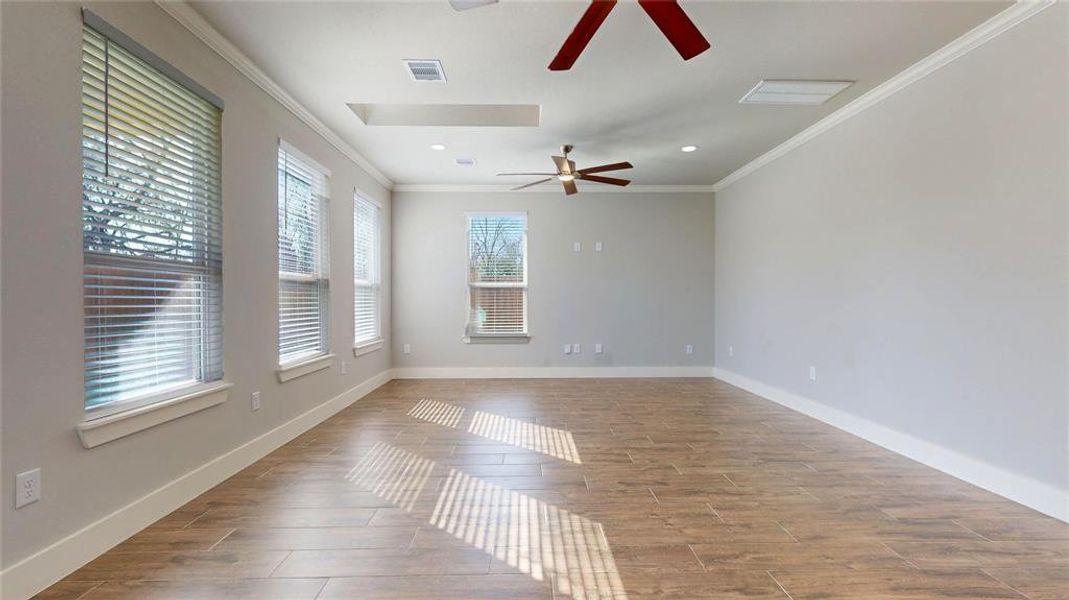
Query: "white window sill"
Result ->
[[463, 334, 531, 345], [353, 339, 384, 357], [76, 382, 233, 449], [277, 353, 334, 382]]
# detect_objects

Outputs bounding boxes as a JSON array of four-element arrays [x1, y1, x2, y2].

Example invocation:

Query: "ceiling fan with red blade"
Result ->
[[497, 145, 633, 195], [550, 0, 710, 71]]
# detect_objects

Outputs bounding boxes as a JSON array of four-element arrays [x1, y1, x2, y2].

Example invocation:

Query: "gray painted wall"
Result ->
[[1, 1, 391, 568], [391, 191, 715, 370], [713, 6, 1068, 492]]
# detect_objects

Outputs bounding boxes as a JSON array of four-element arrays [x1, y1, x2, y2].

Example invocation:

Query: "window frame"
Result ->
[[80, 16, 226, 421], [276, 140, 332, 370], [353, 192, 383, 353], [465, 211, 529, 340]]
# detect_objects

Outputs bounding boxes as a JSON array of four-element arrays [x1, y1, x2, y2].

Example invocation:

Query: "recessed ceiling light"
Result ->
[[430, 144, 447, 151], [739, 80, 853, 105], [680, 145, 698, 153]]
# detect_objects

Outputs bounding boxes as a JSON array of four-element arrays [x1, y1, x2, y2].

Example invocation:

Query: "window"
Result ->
[[81, 22, 224, 417], [466, 213, 528, 337], [277, 142, 330, 366], [354, 195, 381, 348]]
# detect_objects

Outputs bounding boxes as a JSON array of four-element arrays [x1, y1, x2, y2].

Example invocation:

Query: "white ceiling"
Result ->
[[189, 0, 1009, 186]]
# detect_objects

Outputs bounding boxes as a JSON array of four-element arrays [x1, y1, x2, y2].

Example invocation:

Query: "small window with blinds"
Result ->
[[354, 195, 381, 348], [81, 22, 224, 416], [466, 213, 528, 337], [278, 142, 330, 366]]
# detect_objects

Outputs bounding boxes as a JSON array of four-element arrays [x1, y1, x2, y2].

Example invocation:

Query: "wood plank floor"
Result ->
[[38, 378, 1069, 599]]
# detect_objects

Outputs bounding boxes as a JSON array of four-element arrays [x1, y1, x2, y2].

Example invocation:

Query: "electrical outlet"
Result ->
[[15, 469, 41, 509], [809, 366, 817, 381], [685, 344, 694, 355], [563, 344, 572, 355], [251, 391, 261, 412], [340, 361, 347, 375], [595, 241, 603, 252], [595, 343, 603, 354], [573, 241, 582, 253], [728, 346, 734, 357], [573, 343, 581, 354], [402, 344, 411, 355]]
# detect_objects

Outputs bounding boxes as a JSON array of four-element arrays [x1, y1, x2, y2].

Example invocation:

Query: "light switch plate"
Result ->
[[595, 343, 603, 354], [251, 391, 261, 412], [403, 344, 411, 355], [595, 241, 603, 252], [573, 344, 581, 354], [573, 241, 582, 252], [563, 344, 572, 355], [685, 344, 694, 355], [809, 365, 817, 381]]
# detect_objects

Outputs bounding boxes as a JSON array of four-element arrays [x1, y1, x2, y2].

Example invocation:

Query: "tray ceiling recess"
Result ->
[[348, 103, 541, 127]]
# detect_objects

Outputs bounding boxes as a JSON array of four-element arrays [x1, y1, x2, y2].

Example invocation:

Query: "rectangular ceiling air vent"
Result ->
[[455, 157, 477, 167], [403, 59, 447, 82], [739, 80, 853, 105]]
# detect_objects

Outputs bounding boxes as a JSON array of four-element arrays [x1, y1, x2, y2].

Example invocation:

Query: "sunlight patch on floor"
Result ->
[[345, 441, 435, 511], [407, 398, 466, 428], [430, 468, 626, 600]]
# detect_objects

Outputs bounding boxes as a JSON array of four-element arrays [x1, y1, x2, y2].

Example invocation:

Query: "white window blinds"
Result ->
[[467, 214, 528, 336], [278, 142, 330, 365], [81, 24, 224, 415], [354, 196, 381, 346]]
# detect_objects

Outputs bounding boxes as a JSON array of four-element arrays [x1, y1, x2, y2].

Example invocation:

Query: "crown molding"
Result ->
[[154, 1, 393, 190], [712, 0, 1056, 193], [392, 184, 716, 194]]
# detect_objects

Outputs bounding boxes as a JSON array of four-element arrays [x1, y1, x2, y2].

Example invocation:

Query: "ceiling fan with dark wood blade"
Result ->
[[550, 0, 710, 71], [497, 145, 633, 195]]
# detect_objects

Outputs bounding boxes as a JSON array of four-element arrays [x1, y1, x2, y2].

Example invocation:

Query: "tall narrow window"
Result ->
[[466, 213, 528, 337], [354, 195, 381, 349], [277, 142, 330, 366], [81, 22, 224, 416]]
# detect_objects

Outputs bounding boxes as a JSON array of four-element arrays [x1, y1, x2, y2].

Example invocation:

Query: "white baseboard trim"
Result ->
[[390, 366, 716, 379], [0, 370, 393, 600], [712, 367, 1069, 523]]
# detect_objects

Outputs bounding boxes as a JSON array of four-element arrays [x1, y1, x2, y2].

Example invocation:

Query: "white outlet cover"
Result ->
[[809, 366, 817, 381], [595, 343, 603, 354], [15, 469, 41, 508], [563, 344, 572, 355], [340, 361, 347, 375], [573, 241, 581, 252], [685, 344, 694, 355], [595, 241, 603, 252], [251, 391, 261, 411], [728, 346, 734, 357], [573, 343, 581, 354], [403, 344, 411, 354]]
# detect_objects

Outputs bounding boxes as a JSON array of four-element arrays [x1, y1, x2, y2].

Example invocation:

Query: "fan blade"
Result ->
[[552, 155, 576, 175], [512, 178, 554, 191], [497, 172, 557, 176], [549, 0, 617, 71], [638, 0, 710, 60], [449, 0, 498, 10], [578, 161, 633, 175], [580, 174, 630, 186], [562, 178, 579, 195]]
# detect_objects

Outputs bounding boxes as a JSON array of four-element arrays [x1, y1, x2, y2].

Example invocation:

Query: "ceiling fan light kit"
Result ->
[[498, 145, 633, 196]]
